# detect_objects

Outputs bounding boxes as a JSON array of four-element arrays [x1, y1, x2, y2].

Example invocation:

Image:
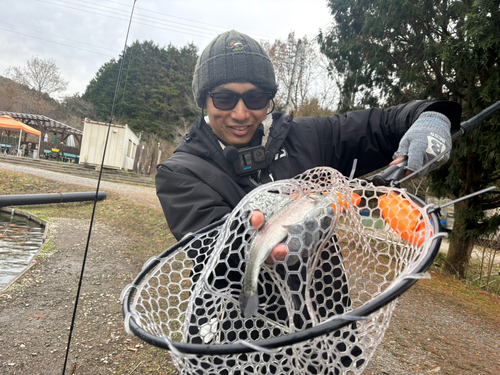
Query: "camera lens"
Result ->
[[252, 149, 265, 162], [240, 153, 252, 166]]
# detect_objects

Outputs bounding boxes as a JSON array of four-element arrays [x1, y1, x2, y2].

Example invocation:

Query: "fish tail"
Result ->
[[239, 292, 259, 318]]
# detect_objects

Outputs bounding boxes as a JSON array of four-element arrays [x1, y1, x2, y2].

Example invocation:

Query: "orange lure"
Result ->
[[379, 191, 430, 246], [335, 192, 361, 210]]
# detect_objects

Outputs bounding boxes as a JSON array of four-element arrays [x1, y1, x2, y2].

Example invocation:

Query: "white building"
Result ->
[[80, 119, 139, 171]]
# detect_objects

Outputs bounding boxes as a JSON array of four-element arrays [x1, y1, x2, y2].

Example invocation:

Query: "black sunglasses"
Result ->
[[208, 91, 272, 111]]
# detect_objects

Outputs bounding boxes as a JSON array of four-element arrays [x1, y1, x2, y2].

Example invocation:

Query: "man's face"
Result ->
[[205, 82, 270, 149]]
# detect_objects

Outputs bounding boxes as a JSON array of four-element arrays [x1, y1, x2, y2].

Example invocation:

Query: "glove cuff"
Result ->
[[417, 111, 451, 129]]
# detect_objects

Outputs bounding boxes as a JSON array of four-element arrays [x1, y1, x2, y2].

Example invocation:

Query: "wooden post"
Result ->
[[134, 143, 144, 173], [156, 150, 162, 167], [142, 146, 151, 174], [149, 147, 157, 175]]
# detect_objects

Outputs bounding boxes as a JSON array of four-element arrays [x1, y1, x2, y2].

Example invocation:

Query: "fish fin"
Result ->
[[240, 293, 259, 318], [307, 194, 322, 202]]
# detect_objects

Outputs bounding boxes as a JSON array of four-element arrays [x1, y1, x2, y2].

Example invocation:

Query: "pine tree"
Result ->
[[83, 40, 198, 140], [319, 0, 500, 277]]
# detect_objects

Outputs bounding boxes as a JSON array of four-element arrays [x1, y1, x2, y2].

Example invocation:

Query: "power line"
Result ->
[[38, 0, 218, 40], [2, 0, 332, 63], [0, 21, 121, 53], [67, 0, 226, 35], [99, 0, 232, 32], [95, 0, 273, 40], [38, 0, 273, 42], [0, 27, 116, 58]]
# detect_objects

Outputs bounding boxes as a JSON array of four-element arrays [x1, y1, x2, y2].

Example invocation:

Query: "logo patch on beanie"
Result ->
[[228, 40, 246, 52]]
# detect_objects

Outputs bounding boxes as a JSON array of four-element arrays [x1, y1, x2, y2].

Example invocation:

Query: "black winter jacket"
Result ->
[[156, 100, 461, 240]]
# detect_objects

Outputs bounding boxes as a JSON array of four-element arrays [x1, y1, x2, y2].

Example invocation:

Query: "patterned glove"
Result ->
[[394, 111, 452, 175]]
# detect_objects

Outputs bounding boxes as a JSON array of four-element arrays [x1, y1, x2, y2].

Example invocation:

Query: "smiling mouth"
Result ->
[[230, 125, 251, 131]]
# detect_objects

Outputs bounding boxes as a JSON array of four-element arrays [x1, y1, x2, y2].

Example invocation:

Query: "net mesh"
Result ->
[[124, 167, 436, 374]]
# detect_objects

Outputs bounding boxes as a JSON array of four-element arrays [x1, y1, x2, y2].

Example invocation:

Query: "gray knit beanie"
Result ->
[[192, 30, 277, 108]]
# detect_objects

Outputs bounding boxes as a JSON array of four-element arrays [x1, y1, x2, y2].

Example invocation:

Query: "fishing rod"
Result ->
[[61, 1, 138, 374], [367, 99, 500, 187]]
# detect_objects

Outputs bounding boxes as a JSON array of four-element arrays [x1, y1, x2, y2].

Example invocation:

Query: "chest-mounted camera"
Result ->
[[223, 145, 267, 176]]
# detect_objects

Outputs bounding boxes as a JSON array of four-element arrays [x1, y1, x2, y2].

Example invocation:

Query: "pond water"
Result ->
[[0, 211, 45, 290]]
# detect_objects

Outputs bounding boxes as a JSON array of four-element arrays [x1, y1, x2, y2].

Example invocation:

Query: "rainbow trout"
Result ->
[[239, 193, 331, 318]]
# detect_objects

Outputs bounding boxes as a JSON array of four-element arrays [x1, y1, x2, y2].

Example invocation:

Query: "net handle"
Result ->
[[122, 194, 442, 355]]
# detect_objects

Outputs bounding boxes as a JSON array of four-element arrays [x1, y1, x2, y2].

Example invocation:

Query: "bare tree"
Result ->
[[261, 32, 338, 113], [4, 56, 68, 103], [308, 51, 340, 111]]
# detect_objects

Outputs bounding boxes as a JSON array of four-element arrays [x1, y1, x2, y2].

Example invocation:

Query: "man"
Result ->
[[155, 30, 461, 374], [156, 29, 461, 245]]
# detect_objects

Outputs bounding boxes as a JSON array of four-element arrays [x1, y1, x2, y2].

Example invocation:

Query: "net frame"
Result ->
[[121, 167, 443, 368]]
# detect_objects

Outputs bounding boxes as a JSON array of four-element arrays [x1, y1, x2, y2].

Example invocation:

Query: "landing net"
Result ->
[[122, 167, 442, 374]]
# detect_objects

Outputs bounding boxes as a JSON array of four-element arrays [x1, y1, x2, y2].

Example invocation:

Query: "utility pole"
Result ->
[[284, 39, 302, 115]]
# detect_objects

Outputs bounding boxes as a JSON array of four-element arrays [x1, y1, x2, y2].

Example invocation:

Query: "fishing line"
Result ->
[[61, 1, 137, 374]]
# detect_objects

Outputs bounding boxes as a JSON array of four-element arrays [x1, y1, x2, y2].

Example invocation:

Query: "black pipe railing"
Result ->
[[0, 192, 106, 207]]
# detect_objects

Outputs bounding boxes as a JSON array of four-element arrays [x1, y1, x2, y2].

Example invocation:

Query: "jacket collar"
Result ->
[[175, 112, 294, 177]]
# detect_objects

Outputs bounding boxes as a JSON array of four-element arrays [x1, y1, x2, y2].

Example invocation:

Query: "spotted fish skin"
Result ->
[[239, 193, 330, 318]]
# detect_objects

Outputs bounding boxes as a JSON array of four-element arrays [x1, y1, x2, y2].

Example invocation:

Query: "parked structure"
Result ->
[[0, 115, 41, 157], [0, 111, 82, 161], [80, 118, 139, 170]]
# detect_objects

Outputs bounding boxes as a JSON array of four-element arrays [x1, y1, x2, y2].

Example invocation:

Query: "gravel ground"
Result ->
[[365, 282, 500, 375], [0, 217, 169, 374], [1, 162, 499, 375]]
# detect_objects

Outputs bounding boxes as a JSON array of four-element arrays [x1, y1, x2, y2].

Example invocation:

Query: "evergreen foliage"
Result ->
[[82, 40, 199, 140], [319, 0, 500, 277]]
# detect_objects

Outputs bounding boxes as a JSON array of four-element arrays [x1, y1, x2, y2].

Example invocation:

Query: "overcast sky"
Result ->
[[0, 0, 333, 97]]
